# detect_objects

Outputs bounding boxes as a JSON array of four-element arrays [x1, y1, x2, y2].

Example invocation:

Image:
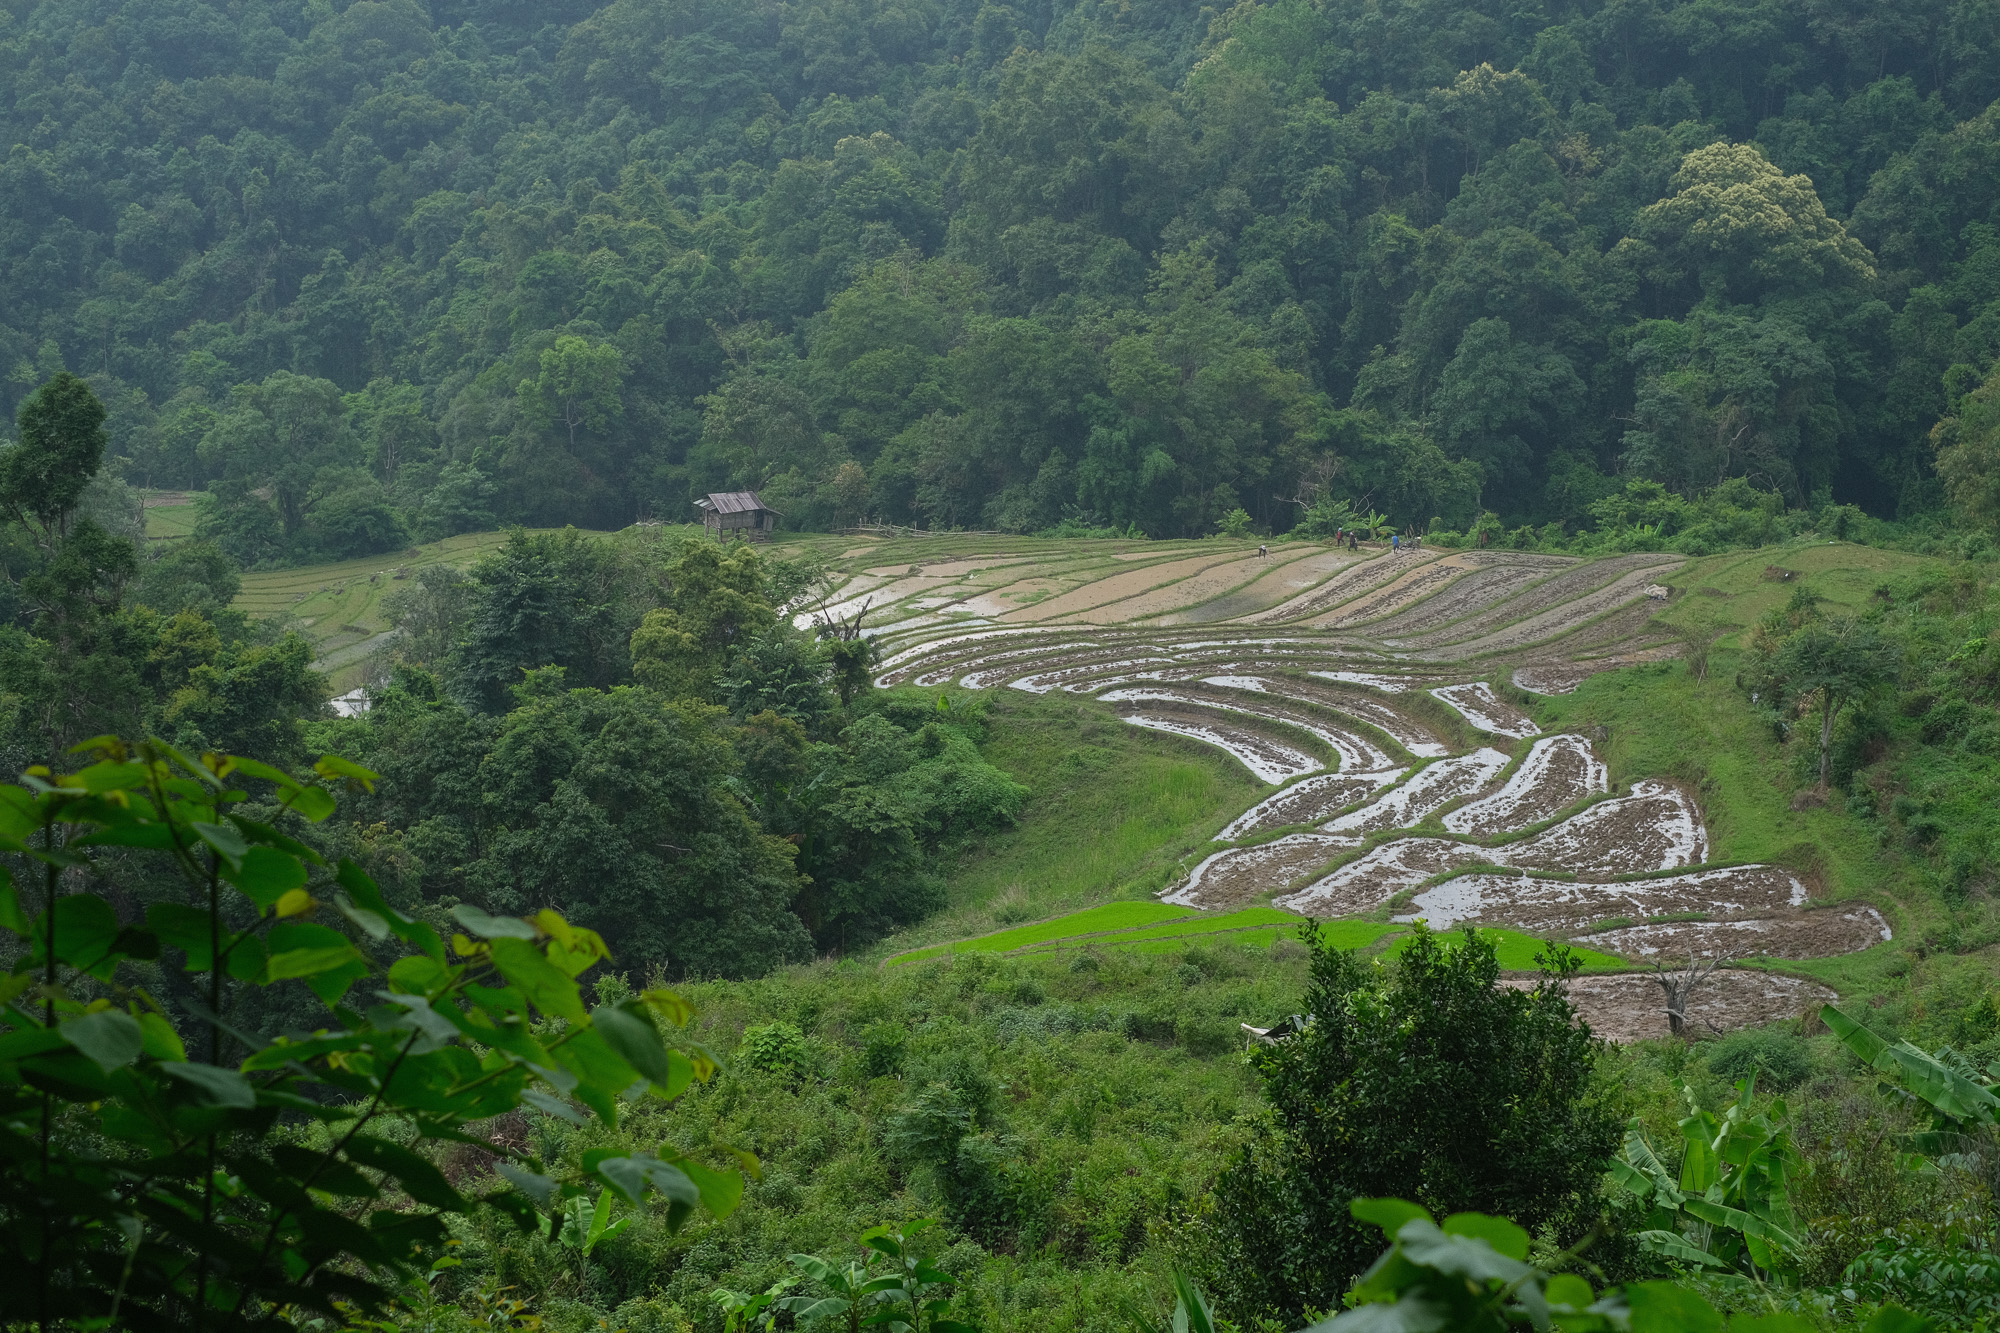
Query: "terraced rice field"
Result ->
[[230, 527, 620, 688], [843, 533, 1890, 1038]]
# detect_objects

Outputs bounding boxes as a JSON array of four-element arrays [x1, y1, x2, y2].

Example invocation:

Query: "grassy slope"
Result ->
[[1533, 539, 1935, 995], [869, 687, 1263, 958]]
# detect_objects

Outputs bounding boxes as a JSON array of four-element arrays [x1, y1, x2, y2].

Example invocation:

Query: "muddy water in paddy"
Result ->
[[1399, 864, 1810, 933], [1576, 906, 1892, 960], [1431, 682, 1540, 738], [1323, 749, 1511, 834], [1500, 780, 1705, 875], [1116, 707, 1323, 784], [1217, 771, 1407, 840], [1444, 735, 1607, 835], [1277, 838, 1490, 916], [1101, 685, 1394, 771], [1165, 834, 1356, 908], [1210, 676, 1451, 758]]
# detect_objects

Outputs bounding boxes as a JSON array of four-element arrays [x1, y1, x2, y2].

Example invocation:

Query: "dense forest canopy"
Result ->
[[9, 0, 2000, 548]]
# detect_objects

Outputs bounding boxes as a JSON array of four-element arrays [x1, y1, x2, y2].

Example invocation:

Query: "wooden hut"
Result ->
[[696, 491, 780, 542]]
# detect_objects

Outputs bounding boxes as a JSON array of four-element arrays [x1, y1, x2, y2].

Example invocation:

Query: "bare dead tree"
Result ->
[[1652, 953, 1733, 1038]]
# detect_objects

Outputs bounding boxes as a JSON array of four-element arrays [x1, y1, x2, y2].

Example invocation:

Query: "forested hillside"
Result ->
[[11, 0, 2000, 554]]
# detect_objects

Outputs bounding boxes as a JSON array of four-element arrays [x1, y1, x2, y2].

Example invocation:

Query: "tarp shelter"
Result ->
[[697, 491, 780, 542]]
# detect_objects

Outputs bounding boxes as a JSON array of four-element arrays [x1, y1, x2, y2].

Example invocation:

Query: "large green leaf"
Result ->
[[61, 1009, 144, 1072], [490, 937, 586, 1022]]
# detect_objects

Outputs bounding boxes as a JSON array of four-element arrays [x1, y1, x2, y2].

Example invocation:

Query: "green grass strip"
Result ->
[[1015, 905, 1306, 952], [886, 901, 1195, 965], [1088, 918, 1400, 954], [1386, 926, 1624, 972]]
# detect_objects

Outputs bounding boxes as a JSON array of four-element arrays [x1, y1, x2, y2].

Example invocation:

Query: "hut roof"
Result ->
[[697, 490, 780, 516]]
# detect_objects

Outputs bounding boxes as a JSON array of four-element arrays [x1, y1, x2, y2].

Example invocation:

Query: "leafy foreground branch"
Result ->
[[0, 738, 747, 1331]]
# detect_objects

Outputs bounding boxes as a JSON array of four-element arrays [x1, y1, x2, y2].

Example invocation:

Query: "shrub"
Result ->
[[1208, 924, 1621, 1325], [1706, 1027, 1814, 1091]]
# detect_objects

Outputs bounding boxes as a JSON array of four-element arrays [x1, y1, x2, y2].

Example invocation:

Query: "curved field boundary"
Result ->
[[1444, 734, 1608, 835], [1224, 676, 1451, 757], [1103, 686, 1396, 772], [1164, 835, 1358, 908], [1361, 558, 1571, 640], [1430, 682, 1539, 737], [1397, 864, 1811, 934], [1315, 554, 1485, 628], [1388, 553, 1676, 653], [1117, 708, 1324, 784], [1497, 779, 1706, 876], [1574, 906, 1891, 960], [1276, 838, 1489, 916], [1322, 749, 1511, 834], [1248, 549, 1425, 623], [1216, 770, 1407, 841], [1421, 562, 1684, 659]]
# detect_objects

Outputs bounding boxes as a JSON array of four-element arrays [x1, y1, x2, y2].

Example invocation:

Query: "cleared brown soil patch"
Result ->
[[1218, 771, 1406, 839], [1318, 555, 1483, 628], [1425, 562, 1685, 659], [1576, 906, 1891, 960], [1253, 550, 1438, 623], [1397, 555, 1675, 653], [1160, 549, 1363, 624], [1165, 834, 1353, 908], [1431, 682, 1539, 738], [1502, 972, 1837, 1043], [1370, 558, 1572, 640]]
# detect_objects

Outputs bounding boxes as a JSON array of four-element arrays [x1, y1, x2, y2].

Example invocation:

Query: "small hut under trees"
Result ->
[[696, 491, 780, 542]]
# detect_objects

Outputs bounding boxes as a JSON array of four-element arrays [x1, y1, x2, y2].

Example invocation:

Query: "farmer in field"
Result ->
[[1391, 533, 1400, 553], [1258, 543, 1268, 558]]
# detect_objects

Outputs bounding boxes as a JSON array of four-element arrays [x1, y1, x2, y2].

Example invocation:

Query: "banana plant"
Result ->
[[1822, 1002, 2000, 1166], [779, 1250, 908, 1332], [557, 1190, 632, 1264], [713, 1278, 796, 1333], [1611, 1073, 1802, 1279]]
